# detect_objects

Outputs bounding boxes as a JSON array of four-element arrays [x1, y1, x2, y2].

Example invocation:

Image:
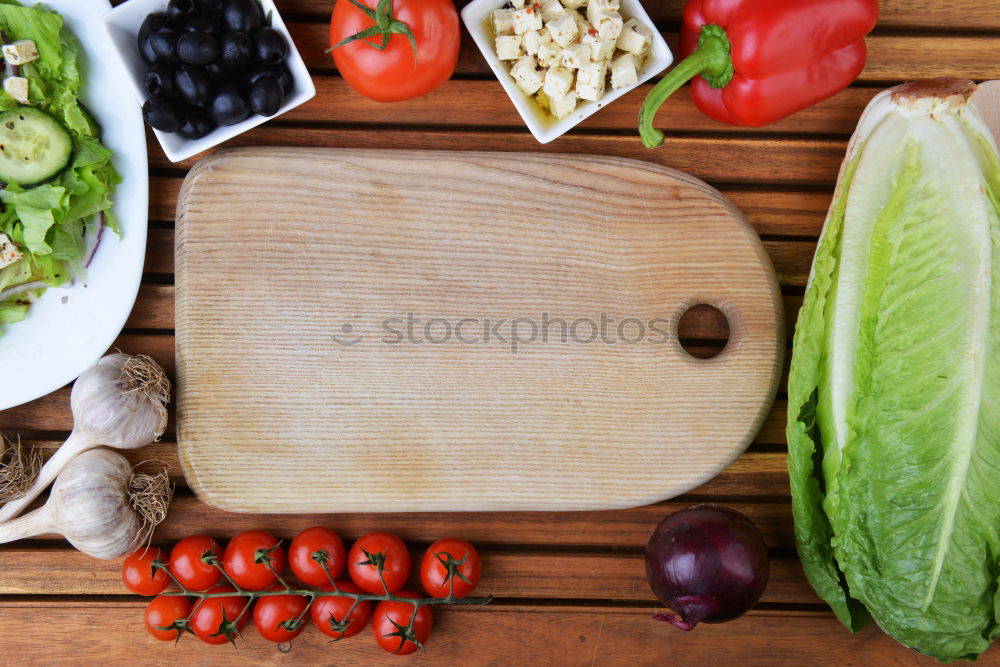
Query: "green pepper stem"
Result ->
[[638, 24, 734, 149]]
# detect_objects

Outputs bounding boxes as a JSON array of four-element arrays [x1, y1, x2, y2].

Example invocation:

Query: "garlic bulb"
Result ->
[[0, 448, 172, 559], [0, 353, 170, 523]]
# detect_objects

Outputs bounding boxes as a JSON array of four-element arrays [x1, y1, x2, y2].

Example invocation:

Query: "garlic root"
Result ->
[[0, 434, 41, 503]]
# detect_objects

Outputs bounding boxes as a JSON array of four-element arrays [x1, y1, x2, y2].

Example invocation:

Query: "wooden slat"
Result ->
[[0, 601, 953, 665], [0, 547, 816, 603], [150, 127, 848, 186], [283, 77, 877, 135], [276, 0, 1000, 30], [286, 22, 1000, 83]]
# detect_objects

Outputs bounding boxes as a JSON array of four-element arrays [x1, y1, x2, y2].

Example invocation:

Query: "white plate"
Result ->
[[0, 0, 148, 411]]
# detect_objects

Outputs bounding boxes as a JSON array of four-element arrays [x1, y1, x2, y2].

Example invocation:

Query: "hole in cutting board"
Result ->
[[677, 304, 730, 359]]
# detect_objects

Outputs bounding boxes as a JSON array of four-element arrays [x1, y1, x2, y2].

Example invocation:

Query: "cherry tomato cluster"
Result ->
[[121, 528, 484, 654]]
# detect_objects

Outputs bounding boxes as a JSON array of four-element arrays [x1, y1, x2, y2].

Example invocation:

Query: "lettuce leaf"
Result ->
[[788, 85, 1000, 661], [0, 1, 120, 334]]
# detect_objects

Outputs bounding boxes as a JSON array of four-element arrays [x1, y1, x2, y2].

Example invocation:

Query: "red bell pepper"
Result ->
[[638, 0, 879, 147]]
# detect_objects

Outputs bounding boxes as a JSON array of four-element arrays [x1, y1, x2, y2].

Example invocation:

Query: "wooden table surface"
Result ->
[[2, 0, 998, 664]]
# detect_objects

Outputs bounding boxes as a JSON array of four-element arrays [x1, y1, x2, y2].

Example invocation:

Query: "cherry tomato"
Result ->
[[310, 580, 372, 640], [189, 586, 251, 645], [372, 590, 432, 655], [144, 595, 192, 641], [348, 532, 411, 594], [122, 546, 170, 596], [329, 0, 459, 102], [420, 538, 481, 599], [222, 530, 286, 591], [289, 526, 346, 587], [169, 535, 223, 591], [252, 585, 309, 642]]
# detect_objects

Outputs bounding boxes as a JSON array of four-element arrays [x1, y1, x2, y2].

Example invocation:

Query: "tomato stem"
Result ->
[[328, 0, 418, 65]]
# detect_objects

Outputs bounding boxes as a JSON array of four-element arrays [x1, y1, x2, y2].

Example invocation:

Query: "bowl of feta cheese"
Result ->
[[462, 0, 671, 143]]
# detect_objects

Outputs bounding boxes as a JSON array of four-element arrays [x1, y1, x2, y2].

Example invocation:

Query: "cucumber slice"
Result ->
[[0, 107, 72, 186]]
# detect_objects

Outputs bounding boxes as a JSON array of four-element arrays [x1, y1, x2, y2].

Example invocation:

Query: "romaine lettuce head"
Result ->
[[788, 79, 1000, 662]]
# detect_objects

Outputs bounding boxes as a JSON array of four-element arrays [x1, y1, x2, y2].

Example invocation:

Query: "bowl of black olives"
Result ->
[[103, 0, 314, 162]]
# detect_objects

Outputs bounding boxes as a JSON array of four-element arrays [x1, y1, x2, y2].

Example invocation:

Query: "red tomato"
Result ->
[[329, 0, 459, 102], [190, 586, 251, 645], [222, 530, 286, 591], [252, 586, 310, 642], [144, 595, 192, 642], [348, 532, 411, 594], [371, 590, 432, 655], [289, 526, 346, 587], [122, 546, 170, 596], [169, 535, 223, 591], [420, 538, 481, 599], [310, 580, 372, 640]]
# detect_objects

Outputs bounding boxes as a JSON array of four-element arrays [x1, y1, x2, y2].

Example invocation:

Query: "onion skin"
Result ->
[[644, 504, 769, 630]]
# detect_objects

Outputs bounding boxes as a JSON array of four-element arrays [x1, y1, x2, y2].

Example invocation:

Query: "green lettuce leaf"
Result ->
[[789, 88, 1000, 662]]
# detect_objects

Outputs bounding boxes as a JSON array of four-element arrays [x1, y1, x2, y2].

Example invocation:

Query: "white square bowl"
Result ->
[[103, 0, 315, 163], [462, 0, 672, 144]]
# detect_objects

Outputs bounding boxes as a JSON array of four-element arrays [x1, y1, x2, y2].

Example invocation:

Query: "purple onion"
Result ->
[[645, 504, 769, 630]]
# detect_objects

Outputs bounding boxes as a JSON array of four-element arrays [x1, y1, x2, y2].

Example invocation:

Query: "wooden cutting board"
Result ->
[[175, 147, 784, 513]]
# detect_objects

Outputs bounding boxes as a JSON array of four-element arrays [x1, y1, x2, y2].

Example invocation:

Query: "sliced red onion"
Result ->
[[84, 212, 106, 269]]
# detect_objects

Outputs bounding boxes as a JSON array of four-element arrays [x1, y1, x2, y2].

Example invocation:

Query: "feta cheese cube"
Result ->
[[570, 11, 591, 36], [576, 59, 607, 101], [510, 55, 545, 94], [616, 17, 653, 55], [581, 32, 616, 61], [542, 65, 574, 98], [540, 0, 567, 22], [4, 76, 28, 104], [0, 232, 23, 270], [560, 43, 590, 69], [492, 9, 515, 35], [536, 40, 562, 67], [496, 34, 524, 60], [523, 28, 549, 55], [610, 50, 638, 88], [512, 7, 543, 34], [550, 90, 578, 119], [2, 40, 38, 66], [586, 0, 620, 23], [545, 13, 578, 48], [561, 0, 587, 8], [590, 10, 623, 40]]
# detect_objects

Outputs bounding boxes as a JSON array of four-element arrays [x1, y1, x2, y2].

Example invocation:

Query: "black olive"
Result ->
[[143, 65, 177, 98], [177, 31, 220, 65], [149, 28, 180, 64], [138, 12, 170, 65], [210, 84, 251, 125], [195, 0, 224, 10], [167, 0, 197, 25], [142, 97, 182, 132], [222, 0, 264, 33], [203, 60, 228, 81], [177, 105, 216, 139], [246, 64, 292, 94], [175, 66, 215, 106], [252, 27, 287, 66], [219, 31, 252, 70], [249, 75, 283, 116], [185, 15, 221, 34]]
